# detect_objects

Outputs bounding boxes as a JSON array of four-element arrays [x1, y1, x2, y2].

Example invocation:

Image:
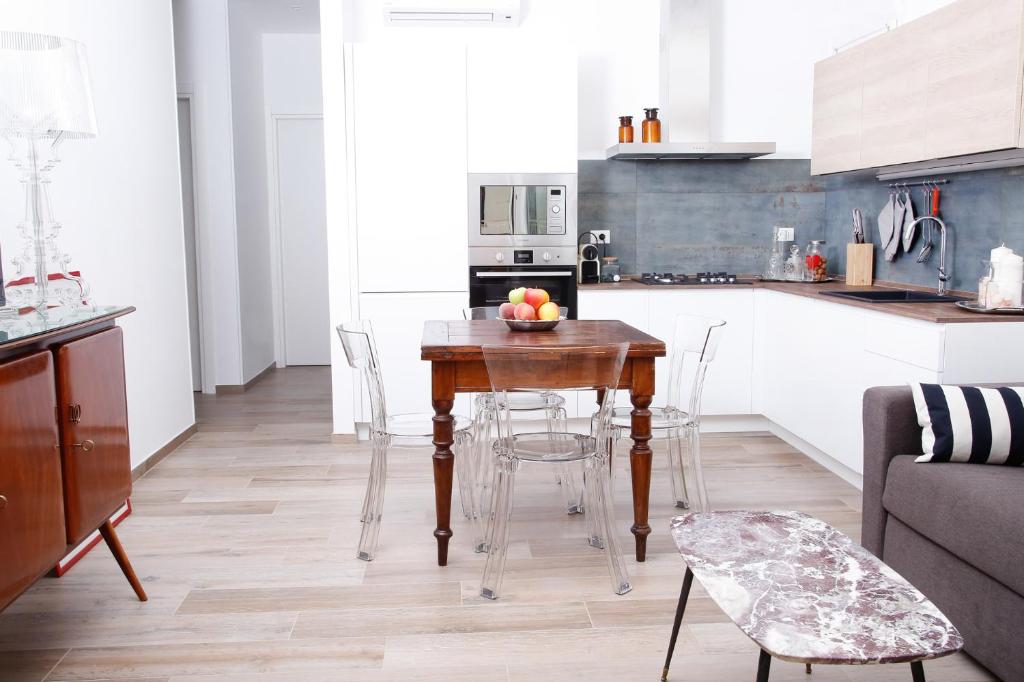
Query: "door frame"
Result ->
[[176, 92, 215, 394], [266, 112, 326, 368]]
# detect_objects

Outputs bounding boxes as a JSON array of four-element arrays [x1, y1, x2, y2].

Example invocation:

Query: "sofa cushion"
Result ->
[[883, 455, 1024, 596], [910, 383, 1024, 465]]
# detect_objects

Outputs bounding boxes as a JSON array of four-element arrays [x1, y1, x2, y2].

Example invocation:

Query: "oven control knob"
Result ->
[[542, 252, 552, 262], [551, 205, 561, 214], [495, 252, 505, 262]]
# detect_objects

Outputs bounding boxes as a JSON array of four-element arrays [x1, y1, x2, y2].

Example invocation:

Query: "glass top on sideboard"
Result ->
[[0, 305, 132, 347]]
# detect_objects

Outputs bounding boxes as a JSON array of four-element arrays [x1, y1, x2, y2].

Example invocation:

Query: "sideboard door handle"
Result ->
[[73, 440, 95, 452], [69, 403, 82, 423], [0, 494, 7, 510]]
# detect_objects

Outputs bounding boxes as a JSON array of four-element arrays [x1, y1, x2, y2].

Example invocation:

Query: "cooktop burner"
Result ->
[[639, 272, 751, 286]]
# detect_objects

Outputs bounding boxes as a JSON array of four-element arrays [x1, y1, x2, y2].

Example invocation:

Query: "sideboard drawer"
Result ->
[[56, 327, 132, 545], [0, 351, 65, 610]]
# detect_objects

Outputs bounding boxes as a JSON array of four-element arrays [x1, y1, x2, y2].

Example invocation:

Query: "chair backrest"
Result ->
[[664, 315, 726, 420], [464, 306, 500, 320], [336, 321, 387, 432], [481, 342, 629, 445]]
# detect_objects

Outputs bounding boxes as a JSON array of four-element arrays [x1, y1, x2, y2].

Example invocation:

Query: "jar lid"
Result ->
[[809, 239, 826, 244]]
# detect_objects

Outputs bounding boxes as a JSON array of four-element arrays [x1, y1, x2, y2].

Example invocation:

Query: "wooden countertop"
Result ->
[[580, 279, 1021, 324]]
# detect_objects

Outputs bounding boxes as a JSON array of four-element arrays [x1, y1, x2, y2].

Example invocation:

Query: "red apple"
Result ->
[[513, 302, 537, 320], [537, 301, 560, 321], [524, 288, 550, 309], [498, 302, 516, 319]]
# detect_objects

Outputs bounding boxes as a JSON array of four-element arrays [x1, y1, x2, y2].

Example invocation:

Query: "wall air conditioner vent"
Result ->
[[384, 1, 520, 26]]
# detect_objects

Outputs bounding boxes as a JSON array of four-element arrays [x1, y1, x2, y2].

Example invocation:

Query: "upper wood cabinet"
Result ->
[[811, 0, 1024, 175]]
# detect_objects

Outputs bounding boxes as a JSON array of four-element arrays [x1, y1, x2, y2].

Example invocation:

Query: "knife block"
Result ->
[[846, 243, 874, 286]]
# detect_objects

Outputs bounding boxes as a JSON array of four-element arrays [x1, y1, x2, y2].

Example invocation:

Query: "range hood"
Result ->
[[606, 0, 775, 161]]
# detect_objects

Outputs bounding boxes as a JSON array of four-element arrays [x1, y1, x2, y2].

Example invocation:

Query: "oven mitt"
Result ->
[[901, 191, 916, 253], [886, 193, 905, 262]]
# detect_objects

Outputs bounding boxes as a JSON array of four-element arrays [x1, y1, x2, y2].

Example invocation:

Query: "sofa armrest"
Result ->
[[862, 385, 922, 557]]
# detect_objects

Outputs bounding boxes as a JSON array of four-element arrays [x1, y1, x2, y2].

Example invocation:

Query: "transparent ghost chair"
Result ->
[[598, 315, 725, 514], [479, 342, 631, 600], [463, 307, 580, 522], [337, 321, 474, 561]]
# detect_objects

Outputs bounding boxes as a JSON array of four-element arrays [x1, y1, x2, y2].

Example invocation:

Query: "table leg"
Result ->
[[431, 362, 456, 567], [629, 357, 655, 562], [910, 661, 926, 682], [756, 649, 772, 682], [661, 567, 694, 682]]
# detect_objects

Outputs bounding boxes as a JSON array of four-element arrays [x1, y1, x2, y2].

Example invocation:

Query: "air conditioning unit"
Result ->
[[383, 0, 520, 26]]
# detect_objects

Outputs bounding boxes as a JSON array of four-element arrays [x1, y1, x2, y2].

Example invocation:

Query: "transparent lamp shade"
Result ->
[[0, 31, 97, 139]]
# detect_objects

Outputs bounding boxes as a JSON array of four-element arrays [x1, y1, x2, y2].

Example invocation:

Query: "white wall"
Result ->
[[0, 0, 196, 467], [263, 33, 323, 114], [172, 0, 244, 390]]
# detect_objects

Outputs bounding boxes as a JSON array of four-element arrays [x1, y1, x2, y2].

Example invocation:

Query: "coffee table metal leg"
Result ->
[[756, 650, 772, 682], [661, 567, 694, 682], [910, 661, 926, 682]]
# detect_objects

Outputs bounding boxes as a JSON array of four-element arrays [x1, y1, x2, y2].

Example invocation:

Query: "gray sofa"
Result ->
[[862, 385, 1024, 682]]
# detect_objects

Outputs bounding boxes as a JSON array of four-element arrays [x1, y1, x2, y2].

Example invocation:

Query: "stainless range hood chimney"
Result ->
[[606, 0, 776, 160]]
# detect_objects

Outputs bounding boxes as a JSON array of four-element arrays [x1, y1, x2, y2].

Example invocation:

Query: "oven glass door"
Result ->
[[469, 266, 578, 318], [479, 185, 565, 236]]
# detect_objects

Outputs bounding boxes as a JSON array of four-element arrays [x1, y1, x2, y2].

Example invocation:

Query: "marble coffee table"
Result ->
[[662, 511, 963, 682]]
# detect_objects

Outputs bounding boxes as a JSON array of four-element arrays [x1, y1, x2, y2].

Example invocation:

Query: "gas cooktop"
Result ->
[[639, 272, 753, 286]]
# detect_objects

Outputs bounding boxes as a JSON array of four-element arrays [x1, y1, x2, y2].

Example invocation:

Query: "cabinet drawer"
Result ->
[[862, 315, 945, 372], [0, 351, 65, 610], [56, 327, 132, 545]]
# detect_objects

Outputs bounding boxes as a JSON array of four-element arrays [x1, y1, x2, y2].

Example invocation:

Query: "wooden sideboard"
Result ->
[[0, 305, 146, 611]]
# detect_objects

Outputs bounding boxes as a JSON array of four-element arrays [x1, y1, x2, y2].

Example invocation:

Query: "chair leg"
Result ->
[[584, 455, 604, 549], [453, 430, 479, 530], [666, 427, 689, 509], [551, 406, 582, 515], [480, 454, 518, 600], [588, 453, 631, 595], [474, 404, 495, 548], [682, 426, 710, 513], [98, 520, 147, 601], [356, 435, 388, 561], [661, 567, 693, 682], [910, 661, 926, 682]]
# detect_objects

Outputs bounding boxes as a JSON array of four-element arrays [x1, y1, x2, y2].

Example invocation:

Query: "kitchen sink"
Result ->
[[820, 289, 967, 303]]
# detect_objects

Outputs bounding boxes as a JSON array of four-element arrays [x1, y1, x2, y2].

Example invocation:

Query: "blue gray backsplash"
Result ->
[[578, 159, 1024, 292]]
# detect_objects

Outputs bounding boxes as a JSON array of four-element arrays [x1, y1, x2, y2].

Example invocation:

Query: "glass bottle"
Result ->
[[804, 240, 828, 282], [618, 116, 634, 143], [784, 244, 805, 281], [979, 260, 997, 309], [642, 108, 661, 143]]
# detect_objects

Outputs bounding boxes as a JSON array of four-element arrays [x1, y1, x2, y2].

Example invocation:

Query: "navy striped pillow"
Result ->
[[910, 383, 1024, 465]]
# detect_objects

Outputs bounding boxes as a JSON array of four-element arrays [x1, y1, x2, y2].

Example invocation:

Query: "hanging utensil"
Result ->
[[901, 187, 917, 253], [886, 188, 906, 261], [878, 189, 896, 255], [917, 184, 937, 263]]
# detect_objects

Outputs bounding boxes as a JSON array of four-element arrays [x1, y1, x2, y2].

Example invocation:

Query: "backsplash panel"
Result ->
[[578, 159, 1024, 291]]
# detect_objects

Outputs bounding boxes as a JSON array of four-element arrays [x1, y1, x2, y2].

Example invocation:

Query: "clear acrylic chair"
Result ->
[[479, 342, 631, 600], [337, 321, 474, 561], [463, 307, 579, 519], [599, 315, 725, 514]]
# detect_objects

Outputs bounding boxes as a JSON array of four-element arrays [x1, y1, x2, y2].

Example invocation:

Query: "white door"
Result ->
[[176, 98, 202, 391], [277, 117, 330, 365]]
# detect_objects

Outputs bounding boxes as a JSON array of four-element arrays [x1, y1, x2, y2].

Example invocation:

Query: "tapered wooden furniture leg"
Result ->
[[431, 362, 456, 567], [98, 520, 147, 601], [629, 357, 654, 562], [756, 649, 772, 682], [910, 661, 926, 682], [805, 663, 812, 674], [662, 567, 694, 682]]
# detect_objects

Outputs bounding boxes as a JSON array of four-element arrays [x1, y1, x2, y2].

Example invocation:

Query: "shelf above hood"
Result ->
[[605, 141, 777, 161]]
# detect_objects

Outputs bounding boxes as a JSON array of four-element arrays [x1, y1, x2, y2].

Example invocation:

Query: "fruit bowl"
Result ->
[[503, 315, 566, 332]]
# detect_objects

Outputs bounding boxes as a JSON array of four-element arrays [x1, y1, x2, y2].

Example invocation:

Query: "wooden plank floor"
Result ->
[[0, 367, 995, 681]]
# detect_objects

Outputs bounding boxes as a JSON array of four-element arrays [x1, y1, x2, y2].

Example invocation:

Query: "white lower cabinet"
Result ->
[[356, 293, 472, 421]]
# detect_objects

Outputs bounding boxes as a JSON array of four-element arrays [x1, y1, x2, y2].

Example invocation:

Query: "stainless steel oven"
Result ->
[[469, 261, 578, 319]]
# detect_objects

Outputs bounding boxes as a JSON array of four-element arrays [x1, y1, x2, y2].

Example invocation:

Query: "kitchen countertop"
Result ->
[[580, 278, 1021, 324]]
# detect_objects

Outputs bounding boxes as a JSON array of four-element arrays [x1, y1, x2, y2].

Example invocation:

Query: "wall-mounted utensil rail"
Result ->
[[885, 178, 950, 189]]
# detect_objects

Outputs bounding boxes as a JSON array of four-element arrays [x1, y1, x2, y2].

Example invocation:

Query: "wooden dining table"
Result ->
[[421, 319, 667, 567]]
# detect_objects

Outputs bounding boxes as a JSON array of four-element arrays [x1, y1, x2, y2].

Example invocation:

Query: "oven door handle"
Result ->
[[475, 271, 574, 278]]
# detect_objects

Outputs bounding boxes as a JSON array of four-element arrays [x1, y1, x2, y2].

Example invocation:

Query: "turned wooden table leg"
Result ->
[[431, 362, 456, 567], [98, 519, 147, 601], [629, 357, 654, 562]]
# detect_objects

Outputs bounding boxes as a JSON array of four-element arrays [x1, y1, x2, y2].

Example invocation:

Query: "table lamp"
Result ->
[[0, 31, 97, 312]]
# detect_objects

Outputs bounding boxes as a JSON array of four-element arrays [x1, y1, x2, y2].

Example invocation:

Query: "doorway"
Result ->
[[176, 96, 204, 391], [270, 115, 330, 366]]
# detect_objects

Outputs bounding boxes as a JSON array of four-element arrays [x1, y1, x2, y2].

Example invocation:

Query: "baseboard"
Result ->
[[132, 422, 198, 481], [765, 421, 864, 490], [216, 362, 275, 394]]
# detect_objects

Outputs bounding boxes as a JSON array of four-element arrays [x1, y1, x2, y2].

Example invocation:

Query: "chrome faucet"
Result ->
[[906, 215, 950, 296]]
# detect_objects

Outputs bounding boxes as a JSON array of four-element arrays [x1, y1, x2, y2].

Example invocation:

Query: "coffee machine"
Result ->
[[577, 233, 601, 284]]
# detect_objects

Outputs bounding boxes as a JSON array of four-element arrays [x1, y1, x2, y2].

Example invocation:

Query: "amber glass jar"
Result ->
[[642, 108, 661, 143], [618, 116, 634, 143]]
